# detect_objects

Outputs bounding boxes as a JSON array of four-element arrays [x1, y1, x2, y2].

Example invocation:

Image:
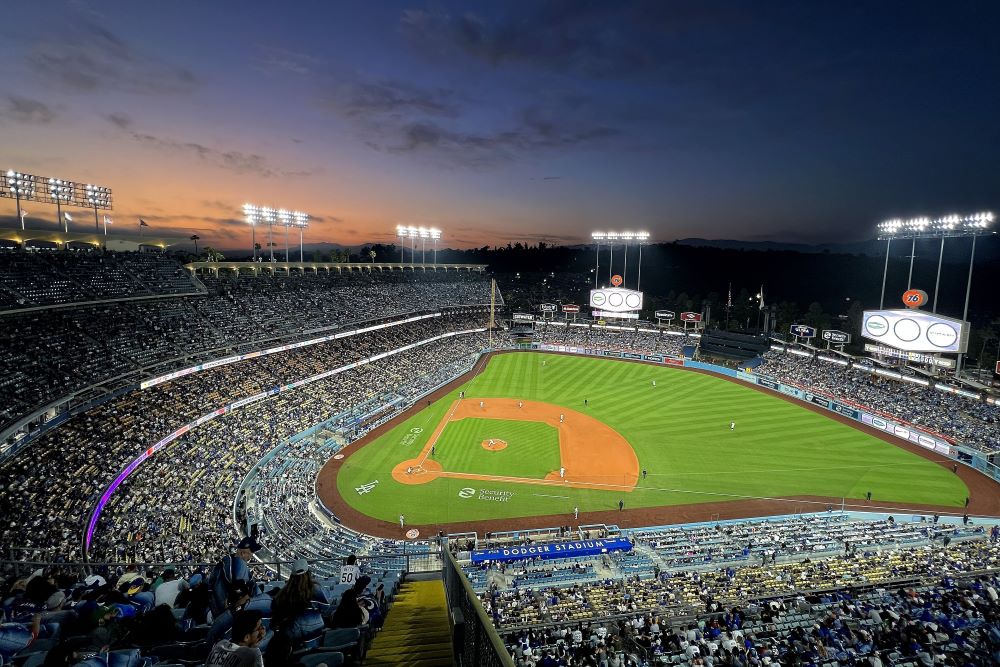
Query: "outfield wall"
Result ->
[[534, 343, 1000, 484]]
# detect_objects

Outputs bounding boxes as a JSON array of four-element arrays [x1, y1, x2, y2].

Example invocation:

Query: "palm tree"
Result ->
[[369, 250, 376, 263], [190, 234, 200, 256]]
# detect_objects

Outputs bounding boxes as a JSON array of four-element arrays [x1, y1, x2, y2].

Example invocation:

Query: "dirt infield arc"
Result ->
[[391, 398, 640, 490]]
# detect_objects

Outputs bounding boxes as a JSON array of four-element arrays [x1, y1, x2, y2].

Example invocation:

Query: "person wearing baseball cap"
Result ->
[[235, 535, 262, 563]]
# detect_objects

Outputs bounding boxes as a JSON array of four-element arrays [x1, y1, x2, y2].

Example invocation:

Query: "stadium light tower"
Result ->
[[243, 203, 259, 260], [430, 227, 442, 264], [243, 203, 304, 263], [277, 209, 292, 261], [591, 232, 605, 288], [2, 170, 35, 230], [48, 179, 71, 232], [591, 230, 650, 290], [85, 184, 112, 233], [396, 225, 408, 263], [877, 211, 995, 376], [293, 211, 309, 263]]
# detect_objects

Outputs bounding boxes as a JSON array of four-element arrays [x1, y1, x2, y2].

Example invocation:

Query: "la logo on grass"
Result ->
[[355, 480, 379, 495]]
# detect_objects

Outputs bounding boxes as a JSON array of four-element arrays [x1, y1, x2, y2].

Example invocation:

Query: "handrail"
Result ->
[[443, 546, 515, 667]]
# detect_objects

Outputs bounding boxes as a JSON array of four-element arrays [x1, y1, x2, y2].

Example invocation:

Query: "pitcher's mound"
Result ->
[[481, 439, 509, 451]]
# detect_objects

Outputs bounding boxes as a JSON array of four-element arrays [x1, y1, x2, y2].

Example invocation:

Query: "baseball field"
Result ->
[[326, 352, 969, 532]]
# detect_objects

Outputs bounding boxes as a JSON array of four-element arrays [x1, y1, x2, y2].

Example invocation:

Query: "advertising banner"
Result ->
[[862, 309, 968, 353], [540, 303, 558, 313], [643, 354, 664, 363], [562, 304, 580, 313], [779, 384, 805, 399], [757, 377, 779, 390], [822, 330, 851, 344], [512, 313, 535, 321], [805, 392, 831, 409], [471, 537, 632, 563], [830, 403, 860, 420], [790, 324, 817, 338], [860, 412, 953, 455], [680, 312, 702, 322], [863, 343, 956, 369], [623, 352, 643, 360], [592, 310, 639, 319], [589, 288, 644, 313], [655, 310, 676, 320]]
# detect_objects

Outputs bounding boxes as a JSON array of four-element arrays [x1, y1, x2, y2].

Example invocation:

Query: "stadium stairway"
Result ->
[[365, 578, 454, 667]]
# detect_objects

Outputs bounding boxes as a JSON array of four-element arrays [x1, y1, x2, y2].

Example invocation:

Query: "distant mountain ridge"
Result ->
[[674, 236, 999, 261]]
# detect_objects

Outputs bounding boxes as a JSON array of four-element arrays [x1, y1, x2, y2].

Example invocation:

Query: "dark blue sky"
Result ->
[[1, 1, 997, 248]]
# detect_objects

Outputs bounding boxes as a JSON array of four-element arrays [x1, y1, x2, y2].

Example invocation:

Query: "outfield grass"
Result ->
[[336, 352, 969, 525], [432, 418, 560, 477]]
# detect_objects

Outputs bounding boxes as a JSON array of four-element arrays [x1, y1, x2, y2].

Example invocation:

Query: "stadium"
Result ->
[[3, 4, 1000, 667], [0, 240, 998, 667]]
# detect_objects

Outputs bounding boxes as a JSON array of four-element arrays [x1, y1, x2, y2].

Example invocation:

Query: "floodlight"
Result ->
[[429, 228, 441, 240], [877, 211, 994, 239]]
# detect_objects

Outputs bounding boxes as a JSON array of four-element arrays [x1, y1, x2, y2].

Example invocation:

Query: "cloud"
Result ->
[[105, 112, 132, 130], [28, 17, 196, 95], [104, 117, 319, 178], [374, 106, 618, 167], [0, 96, 56, 124], [399, 3, 661, 78], [253, 46, 323, 76], [324, 79, 461, 119]]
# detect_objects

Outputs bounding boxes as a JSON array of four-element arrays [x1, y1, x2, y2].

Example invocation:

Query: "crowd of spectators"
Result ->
[[0, 256, 493, 430], [483, 525, 1000, 665], [93, 333, 488, 566], [0, 312, 489, 564], [760, 352, 999, 453], [536, 323, 688, 357], [0, 550, 394, 666], [0, 249, 199, 310]]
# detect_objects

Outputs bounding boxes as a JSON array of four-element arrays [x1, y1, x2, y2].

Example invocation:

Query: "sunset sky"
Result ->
[[1, 1, 998, 250]]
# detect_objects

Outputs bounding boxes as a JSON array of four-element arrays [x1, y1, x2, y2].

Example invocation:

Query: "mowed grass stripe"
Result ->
[[336, 352, 969, 524]]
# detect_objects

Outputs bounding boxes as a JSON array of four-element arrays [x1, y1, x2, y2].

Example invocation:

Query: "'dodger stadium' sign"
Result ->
[[471, 537, 632, 563]]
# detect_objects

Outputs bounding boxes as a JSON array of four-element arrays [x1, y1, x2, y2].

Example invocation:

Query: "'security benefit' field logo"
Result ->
[[356, 480, 379, 495], [458, 487, 514, 502]]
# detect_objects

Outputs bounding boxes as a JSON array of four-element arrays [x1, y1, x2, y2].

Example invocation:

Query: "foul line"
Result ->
[[532, 493, 570, 499]]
